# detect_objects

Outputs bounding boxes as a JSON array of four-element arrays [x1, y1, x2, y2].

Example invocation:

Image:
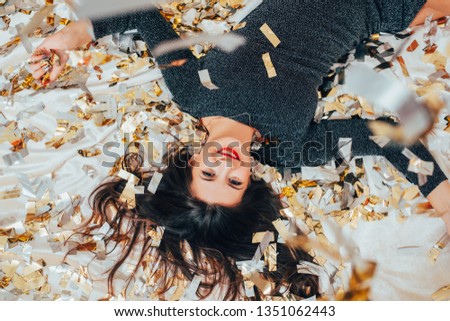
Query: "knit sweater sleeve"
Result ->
[[318, 118, 448, 196], [91, 9, 191, 65], [365, 0, 427, 34]]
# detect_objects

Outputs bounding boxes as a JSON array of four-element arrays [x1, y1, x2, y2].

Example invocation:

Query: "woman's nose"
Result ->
[[216, 155, 240, 168]]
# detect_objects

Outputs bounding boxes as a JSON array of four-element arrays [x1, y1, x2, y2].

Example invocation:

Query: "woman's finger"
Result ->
[[29, 60, 47, 73], [28, 54, 45, 64], [49, 64, 65, 83], [31, 65, 50, 80]]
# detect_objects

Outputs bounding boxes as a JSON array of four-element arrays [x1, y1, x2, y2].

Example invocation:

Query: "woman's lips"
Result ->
[[218, 147, 240, 161]]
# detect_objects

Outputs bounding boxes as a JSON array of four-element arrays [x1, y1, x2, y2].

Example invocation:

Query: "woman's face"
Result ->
[[189, 137, 253, 206]]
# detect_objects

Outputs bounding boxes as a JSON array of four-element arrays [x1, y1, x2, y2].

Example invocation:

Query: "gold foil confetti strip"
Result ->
[[263, 243, 277, 272], [1, 16, 11, 30], [148, 226, 165, 247], [336, 260, 376, 301], [240, 262, 274, 296], [252, 231, 273, 262], [0, 185, 21, 200], [260, 23, 281, 48], [147, 172, 163, 194], [243, 280, 256, 298], [402, 148, 434, 186], [108, 74, 129, 86], [396, 56, 410, 77], [0, 276, 11, 289], [119, 171, 139, 209], [45, 120, 84, 149], [415, 81, 446, 97], [272, 219, 295, 243], [407, 39, 419, 52], [69, 50, 118, 68], [115, 54, 152, 76], [281, 186, 295, 198], [324, 101, 347, 115], [0, 36, 21, 55], [262, 52, 277, 78], [78, 147, 102, 157], [252, 231, 275, 243], [429, 233, 450, 263], [422, 50, 447, 71], [180, 275, 202, 300], [432, 285, 450, 301], [157, 58, 188, 70], [198, 69, 219, 90]]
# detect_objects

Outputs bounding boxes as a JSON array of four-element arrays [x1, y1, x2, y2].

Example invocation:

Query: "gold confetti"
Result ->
[[264, 243, 277, 272], [252, 231, 274, 243], [260, 23, 281, 48], [0, 276, 11, 289], [45, 120, 84, 149], [148, 226, 165, 247], [402, 148, 434, 186], [432, 285, 450, 301], [272, 219, 294, 242], [396, 56, 410, 77], [429, 233, 450, 263], [336, 260, 377, 301], [147, 172, 163, 194], [1, 0, 448, 302], [407, 39, 419, 52], [262, 52, 277, 78], [325, 101, 347, 115], [78, 147, 102, 157], [422, 50, 447, 71], [119, 171, 139, 209], [0, 185, 21, 200], [198, 69, 219, 90]]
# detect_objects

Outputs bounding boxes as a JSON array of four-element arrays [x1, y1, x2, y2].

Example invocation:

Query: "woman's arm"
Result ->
[[30, 9, 190, 83], [321, 117, 448, 196], [91, 9, 183, 55], [309, 117, 450, 235], [427, 181, 450, 235], [410, 0, 450, 26]]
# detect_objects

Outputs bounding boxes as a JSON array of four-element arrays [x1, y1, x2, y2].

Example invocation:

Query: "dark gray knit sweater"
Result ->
[[92, 0, 447, 195]]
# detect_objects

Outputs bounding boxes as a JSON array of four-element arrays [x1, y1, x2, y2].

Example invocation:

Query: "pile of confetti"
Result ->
[[1, 0, 450, 301]]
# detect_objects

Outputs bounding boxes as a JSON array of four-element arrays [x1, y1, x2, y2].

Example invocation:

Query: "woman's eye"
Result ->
[[202, 171, 214, 177], [229, 179, 242, 186]]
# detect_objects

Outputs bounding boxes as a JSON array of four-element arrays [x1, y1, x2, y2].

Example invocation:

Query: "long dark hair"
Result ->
[[78, 145, 319, 300]]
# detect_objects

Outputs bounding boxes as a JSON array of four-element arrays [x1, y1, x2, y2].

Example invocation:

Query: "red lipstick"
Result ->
[[218, 147, 240, 161]]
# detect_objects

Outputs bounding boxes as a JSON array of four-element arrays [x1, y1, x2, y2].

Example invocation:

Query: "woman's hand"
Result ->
[[29, 19, 94, 85], [427, 180, 450, 235]]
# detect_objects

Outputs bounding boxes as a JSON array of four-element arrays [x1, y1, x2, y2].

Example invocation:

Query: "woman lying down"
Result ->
[[30, 0, 450, 299]]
